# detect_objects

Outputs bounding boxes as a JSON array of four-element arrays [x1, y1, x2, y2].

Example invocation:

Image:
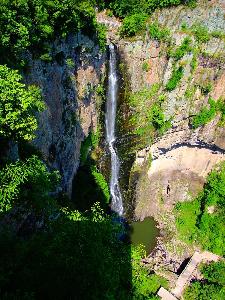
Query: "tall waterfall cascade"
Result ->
[[105, 44, 124, 216]]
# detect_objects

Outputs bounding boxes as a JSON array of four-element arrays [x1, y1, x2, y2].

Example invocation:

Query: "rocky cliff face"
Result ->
[[25, 34, 106, 196], [116, 0, 225, 222]]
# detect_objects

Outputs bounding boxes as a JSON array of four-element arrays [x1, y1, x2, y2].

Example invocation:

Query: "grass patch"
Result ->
[[191, 23, 210, 43], [190, 97, 225, 128], [148, 22, 171, 42], [170, 37, 192, 61], [166, 66, 184, 91]]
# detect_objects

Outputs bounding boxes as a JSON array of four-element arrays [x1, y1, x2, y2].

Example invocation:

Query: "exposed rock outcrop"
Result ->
[[25, 34, 106, 196], [116, 0, 225, 221]]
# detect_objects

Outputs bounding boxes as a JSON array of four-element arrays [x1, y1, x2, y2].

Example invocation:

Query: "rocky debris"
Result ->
[[146, 239, 183, 273]]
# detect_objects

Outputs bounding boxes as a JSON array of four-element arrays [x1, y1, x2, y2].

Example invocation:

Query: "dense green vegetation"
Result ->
[[0, 156, 59, 212], [175, 162, 225, 255], [0, 65, 44, 141], [191, 23, 210, 43], [120, 13, 148, 37], [0, 0, 105, 65], [166, 66, 184, 91], [129, 85, 171, 147], [148, 22, 170, 42], [184, 261, 225, 300], [102, 0, 197, 37], [170, 37, 192, 60], [73, 130, 110, 210], [105, 0, 188, 18], [191, 97, 225, 128]]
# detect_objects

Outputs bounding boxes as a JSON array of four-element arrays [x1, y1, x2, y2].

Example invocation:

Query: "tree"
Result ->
[[0, 65, 45, 141], [0, 156, 60, 212]]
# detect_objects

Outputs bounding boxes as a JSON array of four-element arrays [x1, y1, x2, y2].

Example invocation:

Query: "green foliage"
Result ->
[[65, 58, 75, 69], [142, 61, 150, 72], [175, 162, 225, 255], [74, 130, 109, 209], [184, 261, 225, 300], [211, 30, 225, 39], [0, 203, 131, 299], [129, 86, 171, 146], [186, 0, 198, 8], [171, 37, 192, 60], [191, 23, 210, 43], [201, 261, 225, 286], [80, 131, 100, 165], [132, 245, 168, 299], [148, 22, 171, 42], [149, 99, 172, 134], [175, 199, 200, 244], [190, 48, 199, 72], [0, 0, 98, 65], [120, 13, 148, 37], [0, 156, 60, 212], [200, 82, 213, 95], [166, 66, 184, 91], [97, 23, 107, 51], [191, 98, 216, 128], [40, 53, 53, 62], [91, 166, 110, 203], [106, 0, 185, 18], [184, 281, 225, 300], [0, 65, 45, 141]]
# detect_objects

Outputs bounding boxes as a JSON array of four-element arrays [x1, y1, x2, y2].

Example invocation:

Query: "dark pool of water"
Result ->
[[130, 217, 159, 254]]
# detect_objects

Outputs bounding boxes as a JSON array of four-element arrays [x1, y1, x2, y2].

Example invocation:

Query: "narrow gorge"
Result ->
[[0, 1, 224, 299]]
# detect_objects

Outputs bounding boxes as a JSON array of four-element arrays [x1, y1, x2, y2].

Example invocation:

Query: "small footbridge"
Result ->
[[157, 251, 220, 300]]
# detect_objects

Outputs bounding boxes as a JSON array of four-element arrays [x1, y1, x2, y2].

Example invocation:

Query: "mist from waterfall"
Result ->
[[105, 44, 123, 216]]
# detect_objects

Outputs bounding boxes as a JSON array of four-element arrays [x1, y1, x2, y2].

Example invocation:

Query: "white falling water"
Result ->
[[105, 44, 123, 216]]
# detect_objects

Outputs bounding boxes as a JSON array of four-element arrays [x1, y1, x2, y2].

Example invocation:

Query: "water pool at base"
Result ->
[[130, 217, 159, 254]]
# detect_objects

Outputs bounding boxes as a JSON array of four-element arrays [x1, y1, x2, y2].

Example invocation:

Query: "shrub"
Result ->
[[142, 61, 150, 72], [97, 23, 107, 51], [191, 98, 216, 128], [0, 0, 98, 65], [200, 82, 213, 95], [91, 166, 110, 203], [175, 162, 225, 255], [191, 23, 210, 43], [66, 58, 75, 69], [166, 66, 184, 91], [0, 156, 60, 212], [148, 22, 170, 42], [0, 65, 45, 141], [184, 261, 225, 300], [171, 37, 192, 60], [40, 53, 52, 62], [120, 13, 148, 37]]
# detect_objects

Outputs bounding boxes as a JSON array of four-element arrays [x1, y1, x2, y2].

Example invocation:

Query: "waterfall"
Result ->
[[105, 44, 123, 216]]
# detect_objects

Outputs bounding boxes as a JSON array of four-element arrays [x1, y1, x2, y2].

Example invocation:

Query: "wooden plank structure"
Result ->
[[157, 251, 220, 300]]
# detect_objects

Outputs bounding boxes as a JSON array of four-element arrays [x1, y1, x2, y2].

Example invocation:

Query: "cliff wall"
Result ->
[[25, 34, 106, 196]]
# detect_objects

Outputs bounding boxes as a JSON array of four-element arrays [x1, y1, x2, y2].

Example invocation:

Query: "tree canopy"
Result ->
[[0, 65, 44, 141], [176, 162, 225, 255]]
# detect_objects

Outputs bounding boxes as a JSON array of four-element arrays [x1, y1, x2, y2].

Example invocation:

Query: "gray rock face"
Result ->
[[117, 0, 225, 221], [25, 34, 106, 196]]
